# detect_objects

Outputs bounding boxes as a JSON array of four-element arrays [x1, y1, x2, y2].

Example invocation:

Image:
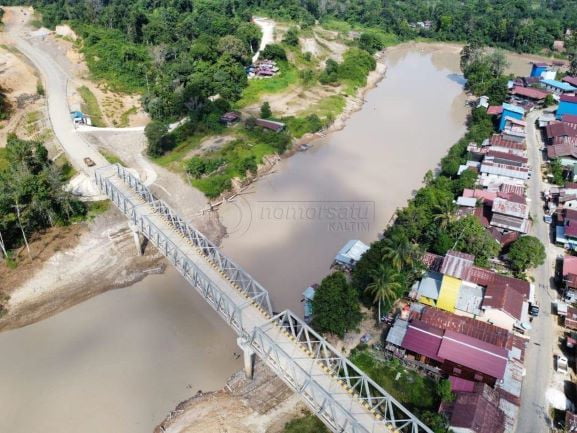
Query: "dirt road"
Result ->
[[3, 7, 108, 174]]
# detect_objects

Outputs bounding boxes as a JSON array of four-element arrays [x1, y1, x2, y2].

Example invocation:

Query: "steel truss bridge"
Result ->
[[94, 164, 432, 433]]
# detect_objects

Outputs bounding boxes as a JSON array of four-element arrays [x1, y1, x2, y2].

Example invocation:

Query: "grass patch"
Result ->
[[118, 107, 137, 127], [0, 148, 8, 171], [54, 154, 77, 181], [153, 133, 205, 169], [100, 149, 126, 166], [282, 413, 329, 433], [78, 86, 105, 127], [85, 200, 110, 219], [190, 139, 277, 198], [320, 19, 352, 33], [349, 349, 440, 411], [234, 61, 299, 108]]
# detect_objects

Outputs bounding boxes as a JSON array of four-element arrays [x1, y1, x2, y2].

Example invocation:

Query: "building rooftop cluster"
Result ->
[[247, 59, 279, 78]]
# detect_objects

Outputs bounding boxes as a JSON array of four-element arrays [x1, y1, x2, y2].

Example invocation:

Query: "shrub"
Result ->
[[145, 120, 168, 157], [260, 101, 272, 119], [261, 43, 287, 61], [283, 27, 299, 47]]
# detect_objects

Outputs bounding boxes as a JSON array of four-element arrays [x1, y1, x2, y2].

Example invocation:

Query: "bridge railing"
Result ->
[[110, 164, 273, 316], [94, 168, 246, 335], [253, 311, 433, 433]]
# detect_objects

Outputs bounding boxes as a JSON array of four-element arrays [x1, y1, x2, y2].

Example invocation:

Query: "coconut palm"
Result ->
[[380, 237, 422, 272], [365, 264, 403, 322], [433, 201, 458, 230]]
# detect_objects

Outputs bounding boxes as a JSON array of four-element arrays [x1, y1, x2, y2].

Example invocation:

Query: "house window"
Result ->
[[453, 367, 462, 374]]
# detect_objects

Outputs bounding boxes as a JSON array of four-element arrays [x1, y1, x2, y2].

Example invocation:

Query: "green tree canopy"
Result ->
[[312, 272, 361, 337], [260, 101, 272, 119], [507, 236, 546, 273]]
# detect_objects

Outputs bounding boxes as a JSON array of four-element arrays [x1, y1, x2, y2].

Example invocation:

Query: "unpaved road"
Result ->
[[3, 7, 107, 174], [252, 17, 275, 63]]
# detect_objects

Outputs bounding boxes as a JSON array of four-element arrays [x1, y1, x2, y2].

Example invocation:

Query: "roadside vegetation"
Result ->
[[78, 85, 105, 127], [0, 134, 86, 260], [350, 348, 453, 432], [282, 412, 329, 433]]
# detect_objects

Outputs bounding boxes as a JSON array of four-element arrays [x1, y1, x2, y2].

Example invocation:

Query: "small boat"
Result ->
[[298, 143, 311, 151]]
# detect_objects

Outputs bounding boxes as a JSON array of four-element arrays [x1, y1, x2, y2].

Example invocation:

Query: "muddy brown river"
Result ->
[[220, 43, 468, 314], [0, 43, 471, 433]]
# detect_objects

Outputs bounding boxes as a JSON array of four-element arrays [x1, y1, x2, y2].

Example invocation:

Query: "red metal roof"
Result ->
[[483, 284, 524, 320], [563, 114, 577, 124], [417, 307, 511, 348], [561, 95, 577, 104], [500, 183, 526, 196], [444, 383, 505, 433], [566, 273, 577, 290], [488, 134, 527, 151], [486, 150, 528, 164], [401, 320, 444, 362], [467, 267, 530, 299], [563, 256, 577, 277], [491, 197, 529, 219], [546, 122, 577, 139], [449, 376, 476, 392], [566, 220, 577, 237], [438, 330, 508, 379], [422, 252, 443, 272], [563, 76, 577, 87], [511, 86, 549, 100], [440, 250, 475, 279], [487, 105, 503, 115]]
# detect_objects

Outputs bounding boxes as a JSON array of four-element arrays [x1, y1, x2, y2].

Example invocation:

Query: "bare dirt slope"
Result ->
[[0, 208, 165, 331], [156, 361, 304, 433]]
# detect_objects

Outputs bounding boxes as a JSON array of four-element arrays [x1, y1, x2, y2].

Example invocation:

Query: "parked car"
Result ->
[[83, 157, 95, 167], [556, 354, 568, 374], [529, 301, 540, 317]]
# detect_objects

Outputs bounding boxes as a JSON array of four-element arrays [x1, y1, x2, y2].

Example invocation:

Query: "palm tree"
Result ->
[[380, 237, 422, 271], [365, 264, 403, 322], [433, 201, 458, 230]]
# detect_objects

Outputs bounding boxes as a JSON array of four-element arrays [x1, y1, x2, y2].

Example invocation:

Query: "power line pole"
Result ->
[[0, 229, 6, 259], [13, 200, 31, 261]]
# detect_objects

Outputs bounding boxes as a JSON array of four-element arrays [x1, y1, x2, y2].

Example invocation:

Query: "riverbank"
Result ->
[[155, 360, 305, 433]]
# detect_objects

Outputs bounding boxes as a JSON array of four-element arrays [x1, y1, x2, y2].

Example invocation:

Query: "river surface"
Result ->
[[220, 43, 468, 314], [0, 43, 468, 433]]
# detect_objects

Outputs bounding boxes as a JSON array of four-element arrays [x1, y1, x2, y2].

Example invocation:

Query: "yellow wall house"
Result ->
[[436, 275, 461, 313]]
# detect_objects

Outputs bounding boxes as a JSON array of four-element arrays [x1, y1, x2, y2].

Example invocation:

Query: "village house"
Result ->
[[547, 136, 577, 168], [541, 79, 577, 95], [510, 86, 550, 104], [490, 196, 530, 234], [481, 134, 527, 157], [557, 95, 577, 119], [544, 120, 577, 143], [254, 118, 285, 132], [563, 255, 577, 302], [412, 251, 532, 331], [530, 62, 550, 78], [440, 382, 506, 433], [219, 111, 240, 126], [563, 76, 577, 88], [499, 103, 525, 132], [501, 117, 527, 142], [333, 239, 369, 270], [556, 208, 577, 250]]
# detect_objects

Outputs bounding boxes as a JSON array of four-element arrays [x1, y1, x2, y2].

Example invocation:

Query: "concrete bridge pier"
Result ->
[[128, 222, 144, 256], [237, 337, 255, 379]]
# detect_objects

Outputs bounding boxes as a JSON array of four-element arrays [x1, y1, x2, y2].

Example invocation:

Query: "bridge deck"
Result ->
[[95, 165, 431, 433]]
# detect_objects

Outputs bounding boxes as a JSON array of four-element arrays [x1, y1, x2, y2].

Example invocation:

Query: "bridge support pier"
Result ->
[[237, 337, 255, 380], [128, 222, 144, 256]]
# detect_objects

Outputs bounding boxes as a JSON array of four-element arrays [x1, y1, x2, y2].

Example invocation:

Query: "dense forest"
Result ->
[[5, 0, 577, 124], [0, 135, 85, 257]]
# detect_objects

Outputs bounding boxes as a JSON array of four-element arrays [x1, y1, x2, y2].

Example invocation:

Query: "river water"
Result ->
[[220, 43, 468, 314], [0, 43, 468, 433]]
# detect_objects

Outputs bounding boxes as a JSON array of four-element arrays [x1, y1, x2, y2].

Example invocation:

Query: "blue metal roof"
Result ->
[[502, 103, 525, 115], [541, 79, 577, 91]]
